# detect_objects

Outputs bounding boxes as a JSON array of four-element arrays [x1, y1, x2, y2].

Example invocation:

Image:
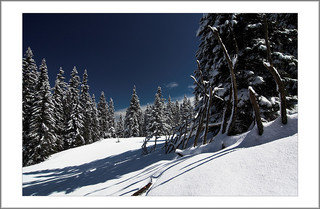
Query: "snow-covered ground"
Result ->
[[23, 113, 298, 196]]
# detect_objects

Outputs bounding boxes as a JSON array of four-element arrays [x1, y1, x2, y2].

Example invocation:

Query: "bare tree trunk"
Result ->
[[263, 15, 287, 124], [263, 15, 273, 68], [184, 122, 196, 149], [181, 120, 188, 149], [193, 98, 207, 147], [209, 26, 238, 135], [203, 86, 213, 144], [248, 86, 264, 135], [221, 87, 232, 134]]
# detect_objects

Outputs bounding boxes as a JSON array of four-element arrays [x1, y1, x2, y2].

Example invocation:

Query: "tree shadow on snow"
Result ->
[[23, 144, 174, 196]]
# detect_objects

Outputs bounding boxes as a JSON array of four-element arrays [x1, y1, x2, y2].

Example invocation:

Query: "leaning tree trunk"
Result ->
[[209, 25, 238, 136], [263, 14, 287, 124], [203, 86, 213, 144], [248, 86, 264, 135], [221, 87, 232, 134]]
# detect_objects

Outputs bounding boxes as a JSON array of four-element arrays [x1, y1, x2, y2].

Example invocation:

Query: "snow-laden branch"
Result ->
[[209, 25, 238, 135]]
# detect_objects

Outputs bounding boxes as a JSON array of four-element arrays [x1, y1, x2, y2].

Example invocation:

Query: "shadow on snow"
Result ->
[[23, 143, 174, 196]]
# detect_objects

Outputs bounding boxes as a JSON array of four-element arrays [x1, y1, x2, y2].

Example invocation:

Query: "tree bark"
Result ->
[[221, 87, 232, 134], [209, 26, 238, 136], [203, 86, 213, 144], [248, 86, 264, 135], [263, 15, 287, 124], [193, 98, 206, 147]]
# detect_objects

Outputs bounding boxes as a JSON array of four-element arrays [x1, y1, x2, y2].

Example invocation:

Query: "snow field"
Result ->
[[23, 113, 298, 196]]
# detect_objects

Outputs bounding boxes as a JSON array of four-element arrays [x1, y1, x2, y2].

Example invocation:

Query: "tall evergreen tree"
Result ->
[[22, 47, 38, 166], [180, 95, 193, 125], [143, 104, 153, 137], [165, 96, 175, 130], [108, 98, 116, 138], [116, 114, 125, 138], [26, 59, 56, 166], [124, 85, 142, 137], [149, 86, 168, 137], [80, 69, 93, 144], [90, 94, 100, 142], [97, 91, 109, 138], [65, 67, 84, 148], [52, 67, 67, 152], [173, 100, 181, 128]]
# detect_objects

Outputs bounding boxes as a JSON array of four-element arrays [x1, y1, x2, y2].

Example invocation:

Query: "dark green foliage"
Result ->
[[80, 69, 93, 144], [90, 94, 101, 142], [116, 114, 125, 138], [124, 86, 142, 137], [66, 67, 84, 148], [26, 59, 56, 166], [52, 67, 67, 152], [195, 13, 297, 135], [108, 98, 116, 138], [97, 91, 109, 138], [22, 47, 39, 166]]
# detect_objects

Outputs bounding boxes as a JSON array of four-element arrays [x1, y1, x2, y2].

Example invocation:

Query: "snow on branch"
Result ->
[[208, 24, 238, 136]]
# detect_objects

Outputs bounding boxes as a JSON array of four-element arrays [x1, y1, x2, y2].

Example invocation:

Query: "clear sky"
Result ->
[[23, 13, 202, 112]]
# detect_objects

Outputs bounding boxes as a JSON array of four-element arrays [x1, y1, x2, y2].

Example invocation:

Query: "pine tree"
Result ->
[[165, 96, 175, 131], [22, 47, 38, 166], [149, 86, 167, 138], [143, 104, 153, 137], [97, 91, 109, 138], [173, 100, 181, 128], [90, 94, 100, 142], [124, 85, 142, 137], [180, 95, 193, 126], [195, 13, 297, 135], [52, 67, 67, 152], [116, 114, 125, 138], [80, 69, 93, 144], [26, 59, 56, 166], [108, 98, 116, 138], [65, 67, 84, 148]]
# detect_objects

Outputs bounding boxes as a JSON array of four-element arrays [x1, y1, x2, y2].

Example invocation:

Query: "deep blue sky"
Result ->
[[23, 13, 202, 111]]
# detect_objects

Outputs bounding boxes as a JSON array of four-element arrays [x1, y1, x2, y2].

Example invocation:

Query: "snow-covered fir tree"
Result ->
[[26, 59, 56, 166], [173, 100, 181, 128], [116, 114, 125, 138], [22, 47, 39, 166], [148, 86, 168, 138], [108, 98, 116, 138], [143, 104, 153, 137], [124, 85, 142, 137], [80, 69, 93, 144], [90, 94, 100, 142], [180, 95, 193, 126], [165, 96, 175, 131], [97, 91, 109, 138], [65, 67, 85, 148], [195, 13, 297, 135], [52, 67, 67, 152]]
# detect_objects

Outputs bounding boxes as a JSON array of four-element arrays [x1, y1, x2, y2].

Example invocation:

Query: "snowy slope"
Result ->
[[148, 134, 297, 196], [23, 114, 297, 196]]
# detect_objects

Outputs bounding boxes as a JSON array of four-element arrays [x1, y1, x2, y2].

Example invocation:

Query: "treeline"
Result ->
[[22, 47, 193, 166]]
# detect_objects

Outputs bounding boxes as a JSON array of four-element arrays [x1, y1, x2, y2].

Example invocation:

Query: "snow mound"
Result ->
[[148, 114, 298, 196], [148, 134, 297, 196]]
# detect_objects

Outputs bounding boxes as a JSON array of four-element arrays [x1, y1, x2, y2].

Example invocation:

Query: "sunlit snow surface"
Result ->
[[23, 113, 297, 196]]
